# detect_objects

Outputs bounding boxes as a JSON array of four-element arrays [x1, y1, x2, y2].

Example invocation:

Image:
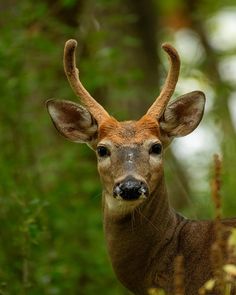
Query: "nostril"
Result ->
[[113, 184, 122, 198], [113, 178, 149, 201], [138, 184, 148, 196]]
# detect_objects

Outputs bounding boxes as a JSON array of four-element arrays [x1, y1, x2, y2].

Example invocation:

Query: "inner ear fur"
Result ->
[[160, 91, 206, 139], [46, 99, 98, 144]]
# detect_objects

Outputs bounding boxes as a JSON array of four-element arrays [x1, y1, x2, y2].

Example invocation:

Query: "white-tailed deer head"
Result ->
[[46, 39, 205, 214]]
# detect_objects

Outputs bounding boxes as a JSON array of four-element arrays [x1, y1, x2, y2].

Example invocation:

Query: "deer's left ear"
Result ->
[[160, 91, 205, 140]]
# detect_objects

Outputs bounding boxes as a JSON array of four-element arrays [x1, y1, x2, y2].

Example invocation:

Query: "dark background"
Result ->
[[0, 0, 236, 294]]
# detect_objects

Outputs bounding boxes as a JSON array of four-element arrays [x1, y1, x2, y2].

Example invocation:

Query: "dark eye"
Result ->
[[97, 146, 110, 157], [149, 143, 162, 155]]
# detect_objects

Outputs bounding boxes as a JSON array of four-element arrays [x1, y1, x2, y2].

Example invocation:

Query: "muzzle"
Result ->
[[113, 176, 149, 201]]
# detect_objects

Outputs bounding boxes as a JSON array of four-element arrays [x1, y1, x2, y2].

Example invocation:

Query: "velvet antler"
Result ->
[[64, 39, 110, 124], [145, 43, 180, 119]]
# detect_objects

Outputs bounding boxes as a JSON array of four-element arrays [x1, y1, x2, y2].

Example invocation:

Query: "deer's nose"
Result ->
[[113, 177, 149, 201]]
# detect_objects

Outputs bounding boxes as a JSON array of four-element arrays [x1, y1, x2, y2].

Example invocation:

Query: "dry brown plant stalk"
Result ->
[[212, 154, 222, 222], [225, 231, 236, 290], [210, 154, 226, 293], [174, 255, 185, 295]]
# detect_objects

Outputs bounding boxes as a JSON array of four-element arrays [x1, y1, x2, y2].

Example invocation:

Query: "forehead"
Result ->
[[98, 117, 160, 145]]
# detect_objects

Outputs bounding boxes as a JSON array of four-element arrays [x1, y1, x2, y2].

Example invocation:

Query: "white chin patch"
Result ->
[[104, 193, 145, 213]]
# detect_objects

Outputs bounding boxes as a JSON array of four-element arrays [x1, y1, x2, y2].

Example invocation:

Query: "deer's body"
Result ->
[[46, 39, 236, 295]]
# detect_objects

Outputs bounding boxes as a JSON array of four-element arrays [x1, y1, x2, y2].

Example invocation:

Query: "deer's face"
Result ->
[[46, 39, 206, 212], [96, 118, 164, 209]]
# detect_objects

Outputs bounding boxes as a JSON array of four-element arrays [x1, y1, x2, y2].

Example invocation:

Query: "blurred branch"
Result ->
[[184, 0, 235, 135], [44, 0, 84, 27], [122, 0, 161, 116], [126, 0, 160, 88]]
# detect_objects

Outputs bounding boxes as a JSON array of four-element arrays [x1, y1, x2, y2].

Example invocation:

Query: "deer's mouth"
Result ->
[[113, 176, 149, 201]]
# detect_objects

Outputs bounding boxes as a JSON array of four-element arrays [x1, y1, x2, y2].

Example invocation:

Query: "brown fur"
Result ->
[[98, 116, 161, 144]]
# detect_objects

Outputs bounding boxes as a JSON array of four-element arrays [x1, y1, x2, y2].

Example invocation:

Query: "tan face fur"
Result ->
[[96, 117, 165, 212]]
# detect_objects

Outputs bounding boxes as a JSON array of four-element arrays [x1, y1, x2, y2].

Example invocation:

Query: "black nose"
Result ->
[[113, 177, 149, 201]]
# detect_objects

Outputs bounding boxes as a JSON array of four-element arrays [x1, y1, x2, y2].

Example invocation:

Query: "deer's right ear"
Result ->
[[46, 99, 98, 145]]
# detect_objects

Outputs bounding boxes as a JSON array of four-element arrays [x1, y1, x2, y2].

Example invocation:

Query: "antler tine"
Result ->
[[64, 39, 110, 123], [146, 43, 180, 119]]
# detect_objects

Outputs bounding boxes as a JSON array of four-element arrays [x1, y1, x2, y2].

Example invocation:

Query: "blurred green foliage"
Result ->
[[0, 0, 235, 294]]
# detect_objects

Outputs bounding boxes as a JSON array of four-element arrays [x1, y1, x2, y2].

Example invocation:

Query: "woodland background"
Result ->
[[0, 0, 236, 294]]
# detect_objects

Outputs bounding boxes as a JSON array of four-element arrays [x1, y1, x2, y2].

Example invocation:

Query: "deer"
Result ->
[[46, 39, 236, 295]]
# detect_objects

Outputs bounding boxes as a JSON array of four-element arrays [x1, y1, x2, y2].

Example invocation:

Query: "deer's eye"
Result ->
[[97, 146, 110, 157], [149, 143, 162, 155]]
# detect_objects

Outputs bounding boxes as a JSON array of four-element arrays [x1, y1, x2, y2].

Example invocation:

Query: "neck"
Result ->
[[103, 176, 184, 294]]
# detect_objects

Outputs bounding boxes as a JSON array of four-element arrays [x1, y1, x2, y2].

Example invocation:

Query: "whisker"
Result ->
[[137, 210, 162, 233], [131, 207, 138, 231]]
